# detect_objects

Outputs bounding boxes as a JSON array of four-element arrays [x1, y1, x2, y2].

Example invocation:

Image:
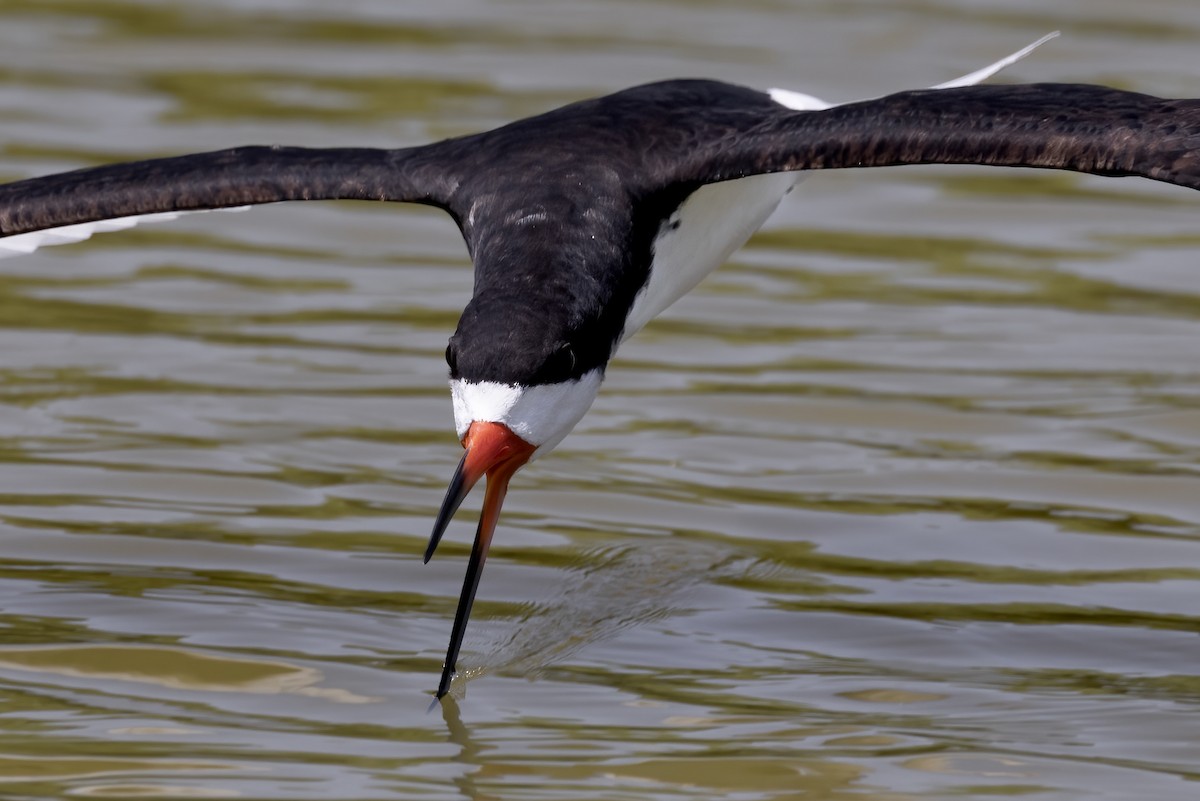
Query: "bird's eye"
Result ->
[[445, 342, 459, 376], [542, 342, 577, 379]]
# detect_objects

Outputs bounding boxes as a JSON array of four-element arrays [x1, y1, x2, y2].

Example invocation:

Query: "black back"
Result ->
[[442, 81, 782, 385]]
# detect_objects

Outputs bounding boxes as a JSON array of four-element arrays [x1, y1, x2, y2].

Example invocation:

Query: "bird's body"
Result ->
[[2, 35, 1199, 697]]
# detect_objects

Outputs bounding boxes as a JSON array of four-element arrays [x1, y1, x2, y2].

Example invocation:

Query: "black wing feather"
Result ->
[[668, 83, 1200, 192], [0, 144, 459, 237]]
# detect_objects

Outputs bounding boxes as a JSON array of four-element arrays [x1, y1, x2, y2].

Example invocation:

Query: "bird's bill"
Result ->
[[426, 421, 536, 698], [425, 421, 536, 562]]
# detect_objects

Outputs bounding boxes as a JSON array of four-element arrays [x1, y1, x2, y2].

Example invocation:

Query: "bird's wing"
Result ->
[[0, 144, 458, 257], [665, 83, 1200, 193]]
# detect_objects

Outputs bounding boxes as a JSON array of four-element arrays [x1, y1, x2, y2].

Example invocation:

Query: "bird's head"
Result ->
[[422, 294, 611, 695], [424, 363, 605, 561], [425, 296, 609, 558]]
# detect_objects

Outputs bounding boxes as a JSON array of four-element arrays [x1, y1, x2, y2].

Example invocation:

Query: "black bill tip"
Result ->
[[424, 451, 470, 564]]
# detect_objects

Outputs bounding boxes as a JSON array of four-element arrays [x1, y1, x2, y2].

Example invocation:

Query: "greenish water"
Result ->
[[0, 1, 1199, 799]]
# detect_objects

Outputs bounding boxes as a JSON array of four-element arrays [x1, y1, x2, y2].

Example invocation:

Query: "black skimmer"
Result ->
[[2, 35, 1199, 698]]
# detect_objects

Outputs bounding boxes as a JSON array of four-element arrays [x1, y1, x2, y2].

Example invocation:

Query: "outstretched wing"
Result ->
[[0, 144, 459, 255], [666, 83, 1200, 192]]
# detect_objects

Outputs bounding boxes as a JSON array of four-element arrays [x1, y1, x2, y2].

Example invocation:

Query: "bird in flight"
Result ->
[[2, 34, 1198, 698]]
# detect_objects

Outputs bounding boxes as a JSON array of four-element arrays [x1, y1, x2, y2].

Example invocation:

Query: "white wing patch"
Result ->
[[768, 31, 1061, 110], [931, 31, 1060, 90], [764, 89, 833, 112], [0, 206, 251, 259]]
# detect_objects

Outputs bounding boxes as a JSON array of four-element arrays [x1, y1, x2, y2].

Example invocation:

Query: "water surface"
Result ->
[[1, 1, 1199, 799]]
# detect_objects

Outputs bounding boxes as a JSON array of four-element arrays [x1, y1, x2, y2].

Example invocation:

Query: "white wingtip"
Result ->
[[931, 31, 1061, 90], [0, 206, 251, 259]]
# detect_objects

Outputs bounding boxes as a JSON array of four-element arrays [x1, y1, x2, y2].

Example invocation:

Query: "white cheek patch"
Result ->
[[450, 368, 604, 456]]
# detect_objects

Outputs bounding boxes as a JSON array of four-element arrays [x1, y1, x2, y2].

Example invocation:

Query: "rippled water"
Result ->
[[1, 1, 1200, 799]]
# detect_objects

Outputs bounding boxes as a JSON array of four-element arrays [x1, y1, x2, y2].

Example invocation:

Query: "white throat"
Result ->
[[450, 368, 604, 456]]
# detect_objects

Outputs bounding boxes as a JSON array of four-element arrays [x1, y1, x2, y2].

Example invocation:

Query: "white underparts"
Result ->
[[450, 368, 605, 456], [622, 172, 799, 343]]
